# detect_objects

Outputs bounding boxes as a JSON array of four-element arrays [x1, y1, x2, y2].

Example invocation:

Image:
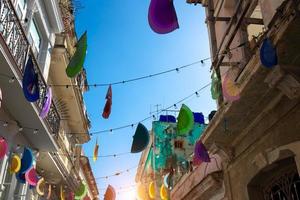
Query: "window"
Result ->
[[29, 19, 41, 53], [174, 140, 183, 149]]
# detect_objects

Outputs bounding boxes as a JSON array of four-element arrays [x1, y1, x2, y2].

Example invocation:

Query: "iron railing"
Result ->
[[0, 0, 60, 135]]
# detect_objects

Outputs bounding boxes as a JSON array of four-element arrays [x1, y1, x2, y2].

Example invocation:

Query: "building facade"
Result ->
[[136, 0, 300, 199], [0, 0, 98, 199]]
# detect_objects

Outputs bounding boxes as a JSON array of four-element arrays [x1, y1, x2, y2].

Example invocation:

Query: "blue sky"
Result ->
[[75, 0, 215, 199]]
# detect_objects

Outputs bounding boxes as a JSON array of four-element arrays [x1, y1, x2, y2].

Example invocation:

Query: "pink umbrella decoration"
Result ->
[[0, 138, 8, 160], [69, 192, 74, 200], [148, 0, 179, 34], [222, 72, 240, 102], [25, 167, 38, 186], [39, 87, 52, 119], [193, 140, 210, 164]]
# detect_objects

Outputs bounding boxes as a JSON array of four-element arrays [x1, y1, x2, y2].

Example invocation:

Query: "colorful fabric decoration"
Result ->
[[104, 185, 116, 200], [193, 112, 205, 124], [260, 38, 278, 68], [102, 85, 112, 119], [160, 184, 168, 200], [22, 56, 40, 102], [0, 138, 8, 160], [177, 104, 194, 135], [211, 70, 222, 100], [47, 185, 52, 199], [148, 182, 155, 199], [159, 115, 176, 123], [16, 172, 26, 183], [25, 167, 38, 186], [10, 155, 21, 173], [93, 138, 99, 162], [75, 183, 87, 199], [194, 140, 210, 163], [40, 87, 52, 119], [148, 0, 179, 34], [36, 178, 45, 196], [60, 185, 65, 200], [131, 123, 150, 153], [222, 72, 240, 102], [66, 31, 88, 77], [20, 147, 33, 174]]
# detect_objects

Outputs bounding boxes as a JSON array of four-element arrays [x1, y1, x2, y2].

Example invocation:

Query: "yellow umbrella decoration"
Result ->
[[148, 182, 155, 199], [60, 185, 65, 200], [160, 184, 168, 200], [93, 139, 99, 162], [222, 72, 240, 102], [36, 178, 46, 196], [10, 155, 21, 173]]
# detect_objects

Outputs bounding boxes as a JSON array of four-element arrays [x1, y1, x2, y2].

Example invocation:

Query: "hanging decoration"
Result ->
[[39, 87, 52, 119], [177, 104, 194, 136], [159, 115, 176, 123], [60, 185, 65, 200], [160, 184, 168, 200], [0, 137, 8, 159], [36, 178, 46, 196], [66, 31, 88, 78], [211, 70, 222, 100], [22, 56, 40, 102], [148, 0, 179, 34], [193, 140, 210, 164], [193, 112, 205, 124], [25, 167, 38, 186], [10, 154, 21, 173], [148, 182, 155, 199], [47, 184, 52, 199], [75, 182, 88, 199], [19, 147, 34, 174], [104, 185, 116, 200], [93, 138, 99, 162], [222, 72, 240, 102], [131, 123, 150, 153], [102, 85, 112, 119], [260, 38, 278, 68]]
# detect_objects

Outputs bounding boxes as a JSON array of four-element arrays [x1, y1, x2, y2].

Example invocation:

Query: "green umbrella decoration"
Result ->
[[66, 31, 87, 78], [75, 182, 87, 199], [211, 70, 222, 100], [177, 104, 194, 136]]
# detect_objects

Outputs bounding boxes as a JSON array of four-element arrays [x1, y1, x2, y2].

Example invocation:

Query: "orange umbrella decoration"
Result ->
[[102, 85, 112, 119], [10, 155, 21, 173], [160, 184, 168, 200], [222, 72, 240, 102], [0, 138, 8, 160], [104, 185, 116, 200], [93, 138, 99, 162], [148, 182, 155, 199], [36, 178, 46, 196]]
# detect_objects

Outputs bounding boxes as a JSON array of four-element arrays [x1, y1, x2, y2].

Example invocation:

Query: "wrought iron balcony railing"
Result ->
[[0, 0, 60, 135]]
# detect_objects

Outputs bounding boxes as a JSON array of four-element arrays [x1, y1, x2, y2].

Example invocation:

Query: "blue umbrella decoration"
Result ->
[[131, 123, 150, 153], [19, 147, 34, 174], [22, 56, 40, 102], [260, 38, 278, 68]]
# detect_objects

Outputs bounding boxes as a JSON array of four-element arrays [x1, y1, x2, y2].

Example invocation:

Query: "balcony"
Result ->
[[0, 0, 60, 150]]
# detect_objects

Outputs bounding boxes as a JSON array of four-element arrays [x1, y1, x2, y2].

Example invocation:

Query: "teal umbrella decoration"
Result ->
[[131, 123, 150, 153]]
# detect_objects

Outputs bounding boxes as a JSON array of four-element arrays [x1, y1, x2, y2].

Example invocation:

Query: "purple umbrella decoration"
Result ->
[[148, 0, 179, 34], [39, 87, 52, 119], [194, 140, 210, 163]]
